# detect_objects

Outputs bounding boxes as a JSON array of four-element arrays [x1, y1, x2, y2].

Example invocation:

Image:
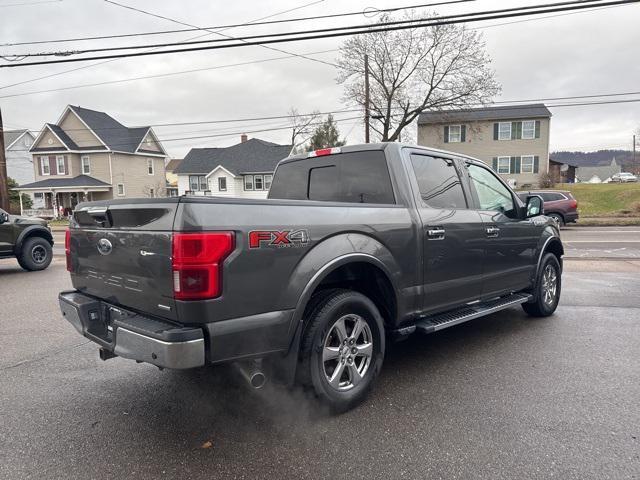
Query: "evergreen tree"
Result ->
[[307, 115, 346, 151]]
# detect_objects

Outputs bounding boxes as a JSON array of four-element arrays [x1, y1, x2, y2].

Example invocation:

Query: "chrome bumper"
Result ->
[[59, 291, 205, 370]]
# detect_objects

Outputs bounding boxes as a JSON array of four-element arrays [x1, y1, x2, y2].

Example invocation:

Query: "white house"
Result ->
[[3, 129, 39, 206], [174, 135, 293, 198]]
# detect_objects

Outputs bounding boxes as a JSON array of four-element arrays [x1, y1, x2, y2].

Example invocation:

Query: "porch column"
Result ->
[[51, 190, 58, 219]]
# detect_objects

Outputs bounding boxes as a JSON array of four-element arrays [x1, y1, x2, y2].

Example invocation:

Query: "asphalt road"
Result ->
[[1, 258, 638, 480]]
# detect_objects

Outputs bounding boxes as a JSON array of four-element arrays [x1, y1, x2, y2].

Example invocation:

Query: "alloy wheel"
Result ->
[[31, 245, 47, 264], [541, 264, 558, 306]]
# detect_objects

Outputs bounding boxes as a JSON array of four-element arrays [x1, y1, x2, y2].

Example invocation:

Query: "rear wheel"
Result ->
[[548, 213, 564, 227], [522, 253, 561, 317], [18, 237, 52, 271], [299, 289, 385, 412]]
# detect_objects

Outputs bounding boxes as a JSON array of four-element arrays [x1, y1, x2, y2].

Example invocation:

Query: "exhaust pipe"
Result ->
[[233, 360, 266, 389]]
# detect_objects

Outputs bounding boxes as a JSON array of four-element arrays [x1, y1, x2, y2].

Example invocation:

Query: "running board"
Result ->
[[415, 293, 532, 334]]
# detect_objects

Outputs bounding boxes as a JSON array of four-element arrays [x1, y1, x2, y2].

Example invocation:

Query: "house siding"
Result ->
[[6, 133, 35, 186], [33, 130, 64, 149], [417, 117, 551, 187], [111, 154, 166, 198], [138, 132, 162, 153], [59, 110, 103, 147]]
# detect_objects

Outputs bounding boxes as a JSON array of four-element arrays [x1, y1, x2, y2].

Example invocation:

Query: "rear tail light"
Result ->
[[65, 229, 73, 272], [569, 199, 578, 209], [172, 232, 234, 300]]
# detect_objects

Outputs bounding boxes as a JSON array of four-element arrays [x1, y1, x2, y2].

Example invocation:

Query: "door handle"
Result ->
[[427, 228, 446, 240], [485, 226, 500, 237]]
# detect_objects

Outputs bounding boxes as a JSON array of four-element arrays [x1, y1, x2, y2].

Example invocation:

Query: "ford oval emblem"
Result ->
[[97, 238, 113, 256]]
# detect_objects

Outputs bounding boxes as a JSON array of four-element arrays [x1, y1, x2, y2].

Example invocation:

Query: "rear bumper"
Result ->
[[59, 291, 205, 369], [564, 211, 579, 223]]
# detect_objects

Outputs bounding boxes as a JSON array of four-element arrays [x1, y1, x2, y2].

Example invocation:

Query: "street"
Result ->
[[561, 227, 640, 259], [1, 248, 639, 479]]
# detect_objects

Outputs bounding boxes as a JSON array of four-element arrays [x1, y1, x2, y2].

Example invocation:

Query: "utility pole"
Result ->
[[0, 108, 10, 212], [364, 54, 370, 144]]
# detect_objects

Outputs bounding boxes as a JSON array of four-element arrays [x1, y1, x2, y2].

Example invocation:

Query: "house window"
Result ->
[[264, 174, 272, 190], [522, 121, 535, 139], [498, 122, 512, 141], [117, 183, 125, 196], [189, 175, 208, 191], [244, 175, 254, 191], [448, 125, 462, 143], [57, 156, 66, 175], [521, 155, 535, 173], [81, 156, 91, 174], [149, 188, 155, 198], [40, 157, 50, 175], [497, 156, 511, 174], [147, 158, 154, 175], [218, 177, 227, 191], [254, 175, 264, 190]]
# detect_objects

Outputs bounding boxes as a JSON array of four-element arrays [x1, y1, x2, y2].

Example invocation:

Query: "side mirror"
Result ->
[[526, 195, 544, 218], [0, 212, 9, 224]]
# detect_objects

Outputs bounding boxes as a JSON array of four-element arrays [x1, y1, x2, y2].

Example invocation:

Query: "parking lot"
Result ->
[[1, 229, 639, 479]]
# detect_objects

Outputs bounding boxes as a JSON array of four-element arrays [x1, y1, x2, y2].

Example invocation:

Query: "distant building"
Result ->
[[549, 159, 577, 183], [174, 135, 292, 199], [575, 157, 621, 183], [17, 105, 167, 217], [165, 158, 182, 197], [417, 103, 552, 188]]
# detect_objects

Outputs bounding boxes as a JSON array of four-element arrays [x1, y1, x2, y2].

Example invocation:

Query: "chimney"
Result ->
[[240, 133, 248, 143]]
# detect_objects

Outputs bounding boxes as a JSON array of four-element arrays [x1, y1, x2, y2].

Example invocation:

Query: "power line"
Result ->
[[0, 0, 60, 7], [0, 48, 339, 99], [0, 0, 328, 90], [2, 0, 637, 67], [102, 0, 338, 69], [0, 0, 476, 47]]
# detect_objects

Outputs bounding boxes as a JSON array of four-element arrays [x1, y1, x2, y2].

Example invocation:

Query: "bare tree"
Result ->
[[289, 107, 320, 148], [143, 181, 167, 198], [337, 13, 501, 141]]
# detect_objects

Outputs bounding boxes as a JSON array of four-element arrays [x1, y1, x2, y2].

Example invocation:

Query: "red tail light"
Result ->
[[569, 199, 578, 209], [307, 147, 341, 157], [172, 232, 234, 300], [65, 229, 73, 272]]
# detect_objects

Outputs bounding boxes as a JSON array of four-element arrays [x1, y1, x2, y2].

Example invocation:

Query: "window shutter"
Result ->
[[510, 156, 517, 174], [533, 156, 540, 173], [64, 155, 69, 175], [515, 156, 522, 174], [511, 122, 518, 140], [492, 157, 498, 171], [461, 125, 466, 142], [516, 122, 523, 140], [493, 123, 499, 140], [49, 156, 56, 176], [535, 120, 541, 138], [444, 126, 449, 143]]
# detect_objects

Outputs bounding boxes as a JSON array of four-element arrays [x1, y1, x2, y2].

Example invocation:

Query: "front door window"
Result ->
[[467, 164, 516, 217]]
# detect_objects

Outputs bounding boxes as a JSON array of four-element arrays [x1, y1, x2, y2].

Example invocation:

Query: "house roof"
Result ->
[[417, 103, 552, 124], [18, 175, 111, 189], [165, 158, 182, 171], [68, 105, 151, 153], [3, 129, 33, 149], [47, 123, 81, 150], [174, 138, 292, 175]]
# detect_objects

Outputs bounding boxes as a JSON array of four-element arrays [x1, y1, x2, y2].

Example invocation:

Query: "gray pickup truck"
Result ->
[[59, 143, 563, 411]]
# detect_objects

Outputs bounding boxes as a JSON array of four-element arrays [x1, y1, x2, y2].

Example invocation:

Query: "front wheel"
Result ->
[[299, 289, 385, 412], [522, 253, 561, 317], [18, 237, 53, 271]]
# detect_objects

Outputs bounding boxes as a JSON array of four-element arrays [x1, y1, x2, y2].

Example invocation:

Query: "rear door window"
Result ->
[[269, 151, 395, 204], [410, 155, 467, 209]]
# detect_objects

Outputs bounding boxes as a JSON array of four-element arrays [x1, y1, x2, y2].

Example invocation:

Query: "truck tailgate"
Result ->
[[69, 201, 179, 321]]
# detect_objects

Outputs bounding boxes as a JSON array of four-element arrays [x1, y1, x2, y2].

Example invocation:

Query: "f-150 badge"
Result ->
[[249, 229, 310, 249]]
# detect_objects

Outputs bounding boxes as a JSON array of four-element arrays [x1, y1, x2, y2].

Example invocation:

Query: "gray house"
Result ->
[[575, 158, 621, 183], [3, 129, 38, 205], [174, 135, 292, 198]]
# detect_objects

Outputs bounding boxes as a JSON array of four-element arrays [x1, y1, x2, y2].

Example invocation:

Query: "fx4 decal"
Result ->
[[249, 229, 310, 249]]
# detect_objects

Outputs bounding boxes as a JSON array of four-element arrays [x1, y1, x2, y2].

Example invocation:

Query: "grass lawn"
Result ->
[[552, 183, 640, 217]]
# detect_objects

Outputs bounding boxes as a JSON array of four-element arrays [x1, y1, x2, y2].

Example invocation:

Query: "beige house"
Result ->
[[417, 104, 552, 188], [18, 105, 167, 217]]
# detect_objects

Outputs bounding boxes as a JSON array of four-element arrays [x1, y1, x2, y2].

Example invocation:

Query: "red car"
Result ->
[[518, 190, 579, 226]]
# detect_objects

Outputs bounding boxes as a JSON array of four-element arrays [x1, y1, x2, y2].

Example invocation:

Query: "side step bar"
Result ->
[[415, 293, 532, 334]]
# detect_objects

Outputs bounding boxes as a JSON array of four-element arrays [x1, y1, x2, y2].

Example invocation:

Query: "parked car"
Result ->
[[517, 190, 578, 226], [58, 143, 564, 412], [610, 172, 638, 183], [0, 208, 54, 270]]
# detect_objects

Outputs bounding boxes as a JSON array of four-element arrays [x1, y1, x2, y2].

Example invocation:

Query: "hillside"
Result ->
[[550, 149, 637, 168]]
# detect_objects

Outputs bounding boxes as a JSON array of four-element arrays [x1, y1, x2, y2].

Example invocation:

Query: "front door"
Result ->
[[466, 163, 539, 297], [408, 153, 485, 315]]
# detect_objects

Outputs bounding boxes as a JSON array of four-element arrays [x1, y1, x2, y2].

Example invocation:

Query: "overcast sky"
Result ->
[[1, 0, 639, 158]]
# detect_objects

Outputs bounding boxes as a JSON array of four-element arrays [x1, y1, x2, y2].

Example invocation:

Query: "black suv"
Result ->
[[0, 208, 54, 271]]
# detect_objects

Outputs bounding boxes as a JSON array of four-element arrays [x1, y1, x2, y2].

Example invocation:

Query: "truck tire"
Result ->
[[18, 236, 53, 271], [522, 253, 561, 317], [299, 289, 385, 412]]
